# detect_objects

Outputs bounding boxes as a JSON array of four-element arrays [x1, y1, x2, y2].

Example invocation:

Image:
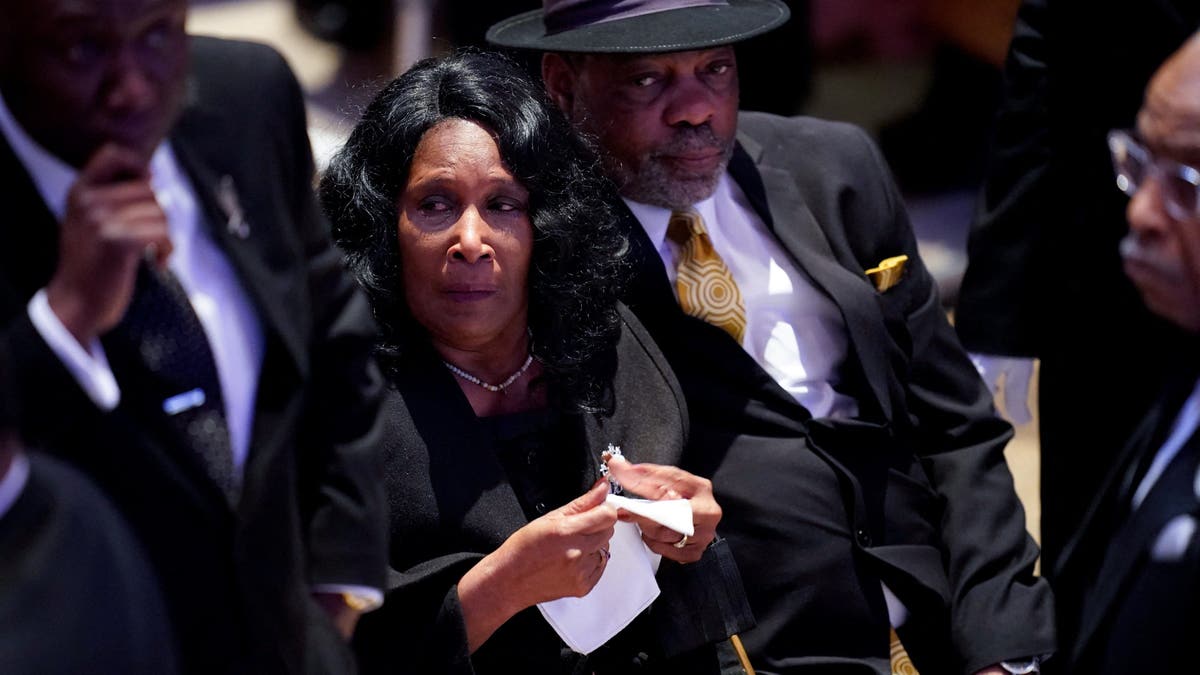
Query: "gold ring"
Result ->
[[673, 534, 689, 549]]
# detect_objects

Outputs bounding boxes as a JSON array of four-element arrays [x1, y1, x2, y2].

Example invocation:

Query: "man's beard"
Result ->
[[581, 115, 735, 210]]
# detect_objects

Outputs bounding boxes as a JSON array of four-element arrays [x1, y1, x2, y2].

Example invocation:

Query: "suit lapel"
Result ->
[[619, 203, 679, 318], [1057, 374, 1198, 578], [579, 394, 679, 470], [1069, 380, 1200, 655], [617, 201, 804, 420], [0, 135, 61, 305], [730, 138, 895, 420], [169, 109, 306, 378]]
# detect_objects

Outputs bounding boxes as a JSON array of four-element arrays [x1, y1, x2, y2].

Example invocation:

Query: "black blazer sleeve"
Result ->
[[954, 0, 1052, 357], [845, 122, 1055, 671], [192, 40, 390, 591], [740, 113, 1055, 671], [264, 45, 390, 591]]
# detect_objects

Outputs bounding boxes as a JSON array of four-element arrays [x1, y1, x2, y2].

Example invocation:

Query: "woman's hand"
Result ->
[[458, 478, 617, 651], [495, 478, 619, 603], [605, 456, 721, 563]]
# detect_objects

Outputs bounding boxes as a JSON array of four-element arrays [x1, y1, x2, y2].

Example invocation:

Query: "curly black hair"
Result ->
[[319, 50, 628, 414]]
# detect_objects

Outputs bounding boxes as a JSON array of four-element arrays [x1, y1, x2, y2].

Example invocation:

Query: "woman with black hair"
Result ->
[[319, 51, 751, 674]]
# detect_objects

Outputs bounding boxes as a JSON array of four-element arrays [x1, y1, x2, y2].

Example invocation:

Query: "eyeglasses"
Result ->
[[1108, 129, 1200, 220]]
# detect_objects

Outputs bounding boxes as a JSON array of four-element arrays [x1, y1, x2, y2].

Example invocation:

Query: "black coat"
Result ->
[[0, 37, 388, 674], [353, 306, 753, 675], [619, 112, 1056, 674], [0, 453, 179, 674]]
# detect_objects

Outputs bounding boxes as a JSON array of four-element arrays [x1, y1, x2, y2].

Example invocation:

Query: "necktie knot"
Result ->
[[667, 209, 705, 245]]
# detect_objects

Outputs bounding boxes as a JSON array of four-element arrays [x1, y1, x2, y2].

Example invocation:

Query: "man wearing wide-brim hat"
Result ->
[[489, 2, 1056, 674]]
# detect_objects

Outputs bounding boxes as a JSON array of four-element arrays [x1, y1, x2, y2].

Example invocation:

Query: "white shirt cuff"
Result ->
[[311, 583, 384, 613], [27, 289, 120, 411]]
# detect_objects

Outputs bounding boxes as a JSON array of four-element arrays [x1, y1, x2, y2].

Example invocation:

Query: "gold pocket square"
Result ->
[[865, 255, 908, 292]]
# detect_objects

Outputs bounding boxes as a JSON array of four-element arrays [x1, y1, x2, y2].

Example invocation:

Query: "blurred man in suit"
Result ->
[[0, 0, 388, 671], [1053, 30, 1200, 675], [955, 0, 1200, 574], [489, 2, 1054, 673], [0, 344, 179, 674]]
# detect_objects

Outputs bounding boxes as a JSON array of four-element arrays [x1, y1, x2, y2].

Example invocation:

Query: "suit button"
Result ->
[[534, 501, 548, 514], [855, 529, 871, 547]]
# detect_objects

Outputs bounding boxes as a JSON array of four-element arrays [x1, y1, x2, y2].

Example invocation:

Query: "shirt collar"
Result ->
[[0, 89, 176, 223], [622, 173, 730, 247]]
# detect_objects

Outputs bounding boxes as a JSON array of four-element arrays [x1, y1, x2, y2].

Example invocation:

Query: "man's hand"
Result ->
[[605, 456, 720, 563], [311, 592, 362, 640], [45, 144, 172, 345]]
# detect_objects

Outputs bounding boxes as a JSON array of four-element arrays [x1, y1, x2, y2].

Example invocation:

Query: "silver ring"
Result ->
[[673, 534, 690, 549]]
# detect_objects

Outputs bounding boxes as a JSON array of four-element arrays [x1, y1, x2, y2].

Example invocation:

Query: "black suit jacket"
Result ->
[[620, 112, 1055, 674], [352, 306, 752, 675], [954, 0, 1200, 572], [0, 453, 179, 674], [1054, 370, 1200, 674], [0, 38, 388, 674]]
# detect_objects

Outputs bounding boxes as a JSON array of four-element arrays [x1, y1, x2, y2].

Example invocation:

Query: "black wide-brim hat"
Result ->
[[486, 0, 790, 54]]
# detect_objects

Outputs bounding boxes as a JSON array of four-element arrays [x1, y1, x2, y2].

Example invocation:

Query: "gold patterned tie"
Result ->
[[890, 629, 918, 674], [667, 209, 747, 343]]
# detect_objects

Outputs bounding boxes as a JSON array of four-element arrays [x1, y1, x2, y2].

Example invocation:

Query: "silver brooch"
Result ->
[[600, 443, 624, 494], [217, 175, 250, 239]]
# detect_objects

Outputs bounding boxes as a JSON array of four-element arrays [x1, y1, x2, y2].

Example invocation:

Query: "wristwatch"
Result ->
[[999, 656, 1041, 674]]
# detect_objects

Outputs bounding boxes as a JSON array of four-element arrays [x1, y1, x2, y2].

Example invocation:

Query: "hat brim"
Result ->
[[486, 0, 789, 54]]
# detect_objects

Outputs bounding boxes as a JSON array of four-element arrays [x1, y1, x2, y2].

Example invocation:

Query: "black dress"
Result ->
[[353, 306, 753, 675]]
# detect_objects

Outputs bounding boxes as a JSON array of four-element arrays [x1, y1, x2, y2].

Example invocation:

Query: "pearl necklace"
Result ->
[[443, 354, 535, 393]]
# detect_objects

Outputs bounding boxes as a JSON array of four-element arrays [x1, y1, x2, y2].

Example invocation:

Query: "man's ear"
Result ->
[[541, 52, 577, 116]]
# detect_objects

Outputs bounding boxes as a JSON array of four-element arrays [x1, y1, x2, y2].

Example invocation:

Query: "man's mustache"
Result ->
[[651, 124, 730, 157], [1120, 233, 1188, 282]]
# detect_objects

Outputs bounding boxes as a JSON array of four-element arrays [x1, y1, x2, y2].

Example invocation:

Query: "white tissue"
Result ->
[[535, 495, 694, 654], [605, 494, 694, 536]]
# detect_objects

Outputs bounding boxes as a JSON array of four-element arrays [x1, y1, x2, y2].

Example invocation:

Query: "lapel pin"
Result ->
[[217, 175, 251, 240]]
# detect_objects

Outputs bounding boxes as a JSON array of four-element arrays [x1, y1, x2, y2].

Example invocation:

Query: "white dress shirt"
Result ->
[[625, 172, 859, 419], [625, 172, 909, 627]]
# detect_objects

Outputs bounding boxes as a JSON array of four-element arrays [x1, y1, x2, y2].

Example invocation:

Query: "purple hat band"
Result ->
[[543, 0, 730, 36]]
